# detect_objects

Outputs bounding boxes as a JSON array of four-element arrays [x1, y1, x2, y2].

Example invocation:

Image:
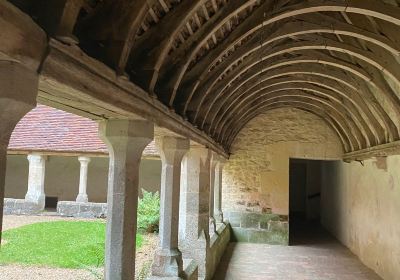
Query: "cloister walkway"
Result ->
[[213, 223, 381, 280]]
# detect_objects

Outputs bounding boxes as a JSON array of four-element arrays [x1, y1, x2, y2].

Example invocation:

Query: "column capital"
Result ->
[[156, 136, 189, 164], [99, 119, 154, 158], [210, 152, 219, 167], [189, 145, 211, 162], [99, 119, 154, 139], [78, 156, 91, 164], [27, 154, 47, 162]]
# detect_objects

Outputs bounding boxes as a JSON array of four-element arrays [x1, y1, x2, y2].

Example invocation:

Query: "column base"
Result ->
[[76, 194, 88, 203], [214, 211, 224, 223], [151, 248, 184, 278], [24, 192, 45, 211], [149, 258, 198, 280]]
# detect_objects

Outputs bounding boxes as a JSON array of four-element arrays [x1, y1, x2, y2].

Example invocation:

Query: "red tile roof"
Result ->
[[8, 105, 158, 157]]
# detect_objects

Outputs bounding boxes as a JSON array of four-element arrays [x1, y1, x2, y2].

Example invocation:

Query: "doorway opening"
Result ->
[[289, 159, 323, 245], [45, 196, 58, 210]]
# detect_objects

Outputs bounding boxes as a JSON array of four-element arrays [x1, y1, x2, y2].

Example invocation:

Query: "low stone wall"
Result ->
[[225, 211, 288, 245], [3, 198, 43, 215], [57, 201, 107, 218], [209, 222, 231, 278]]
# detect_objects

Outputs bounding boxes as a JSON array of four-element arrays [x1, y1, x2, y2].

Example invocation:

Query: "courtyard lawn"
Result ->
[[0, 221, 143, 269]]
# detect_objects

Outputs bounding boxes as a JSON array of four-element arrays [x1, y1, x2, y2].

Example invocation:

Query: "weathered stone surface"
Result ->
[[57, 201, 107, 218], [24, 154, 46, 210], [3, 198, 44, 215], [151, 137, 189, 278], [99, 119, 153, 280], [222, 108, 343, 245], [0, 61, 39, 245]]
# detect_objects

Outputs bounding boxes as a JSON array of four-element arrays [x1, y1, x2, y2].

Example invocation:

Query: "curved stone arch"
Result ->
[[170, 0, 400, 110], [176, 15, 400, 111], [218, 91, 364, 150], [211, 79, 379, 146], [210, 73, 385, 143], [191, 39, 400, 123], [190, 52, 400, 136], [225, 100, 351, 153]]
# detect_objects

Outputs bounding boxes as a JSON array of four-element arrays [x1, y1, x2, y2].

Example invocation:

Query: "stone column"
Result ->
[[99, 119, 153, 280], [24, 154, 46, 209], [0, 61, 38, 245], [209, 153, 218, 234], [151, 137, 189, 278], [76, 156, 91, 203], [179, 146, 211, 278], [214, 157, 226, 223]]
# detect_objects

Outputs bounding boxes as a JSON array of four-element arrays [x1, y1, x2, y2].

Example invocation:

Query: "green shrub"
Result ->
[[137, 189, 160, 233]]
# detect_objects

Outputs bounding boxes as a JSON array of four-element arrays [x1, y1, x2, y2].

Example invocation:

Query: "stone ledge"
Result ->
[[3, 198, 43, 215], [230, 226, 288, 245], [225, 211, 289, 245], [57, 201, 107, 218], [209, 222, 231, 278]]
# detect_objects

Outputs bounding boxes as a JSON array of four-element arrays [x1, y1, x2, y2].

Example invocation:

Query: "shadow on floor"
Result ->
[[213, 222, 382, 280]]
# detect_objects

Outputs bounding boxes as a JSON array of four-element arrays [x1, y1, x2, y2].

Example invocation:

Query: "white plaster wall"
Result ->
[[5, 154, 161, 203], [222, 108, 343, 216], [321, 157, 400, 280]]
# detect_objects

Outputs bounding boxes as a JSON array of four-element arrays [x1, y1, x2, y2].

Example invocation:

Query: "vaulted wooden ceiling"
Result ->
[[11, 0, 400, 154]]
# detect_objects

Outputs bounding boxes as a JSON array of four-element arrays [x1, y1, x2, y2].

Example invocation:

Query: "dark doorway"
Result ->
[[289, 159, 322, 245], [45, 196, 58, 210]]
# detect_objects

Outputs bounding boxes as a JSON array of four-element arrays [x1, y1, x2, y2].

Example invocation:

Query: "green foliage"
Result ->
[[137, 189, 160, 233], [0, 221, 143, 269]]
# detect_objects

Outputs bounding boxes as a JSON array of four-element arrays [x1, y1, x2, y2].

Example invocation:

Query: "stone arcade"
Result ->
[[1, 1, 400, 279]]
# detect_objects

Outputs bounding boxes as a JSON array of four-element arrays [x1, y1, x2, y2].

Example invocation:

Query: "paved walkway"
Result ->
[[213, 223, 382, 280]]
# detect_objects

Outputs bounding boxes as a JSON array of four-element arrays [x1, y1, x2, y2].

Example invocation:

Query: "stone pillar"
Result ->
[[0, 61, 38, 245], [214, 157, 226, 223], [76, 156, 91, 203], [151, 137, 189, 278], [24, 154, 46, 209], [99, 119, 153, 280], [179, 146, 211, 278], [209, 153, 218, 234]]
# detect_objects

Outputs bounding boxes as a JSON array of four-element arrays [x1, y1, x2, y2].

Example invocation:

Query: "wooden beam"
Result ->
[[343, 140, 400, 161], [128, 0, 204, 93], [84, 0, 154, 74], [39, 39, 229, 158]]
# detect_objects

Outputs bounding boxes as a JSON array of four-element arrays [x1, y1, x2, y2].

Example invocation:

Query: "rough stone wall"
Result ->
[[321, 157, 400, 280], [222, 108, 343, 244]]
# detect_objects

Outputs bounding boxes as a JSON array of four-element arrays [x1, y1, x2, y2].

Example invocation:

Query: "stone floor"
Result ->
[[213, 222, 382, 280]]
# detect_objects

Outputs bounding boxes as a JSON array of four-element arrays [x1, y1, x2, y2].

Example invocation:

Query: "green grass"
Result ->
[[0, 221, 143, 269]]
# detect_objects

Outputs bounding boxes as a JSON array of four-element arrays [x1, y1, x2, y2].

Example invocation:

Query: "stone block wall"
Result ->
[[225, 211, 288, 244], [57, 201, 107, 218], [222, 108, 343, 244], [3, 198, 43, 215]]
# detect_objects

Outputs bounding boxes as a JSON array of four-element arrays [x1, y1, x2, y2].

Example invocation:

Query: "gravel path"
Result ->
[[2, 213, 97, 231], [0, 214, 158, 280]]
